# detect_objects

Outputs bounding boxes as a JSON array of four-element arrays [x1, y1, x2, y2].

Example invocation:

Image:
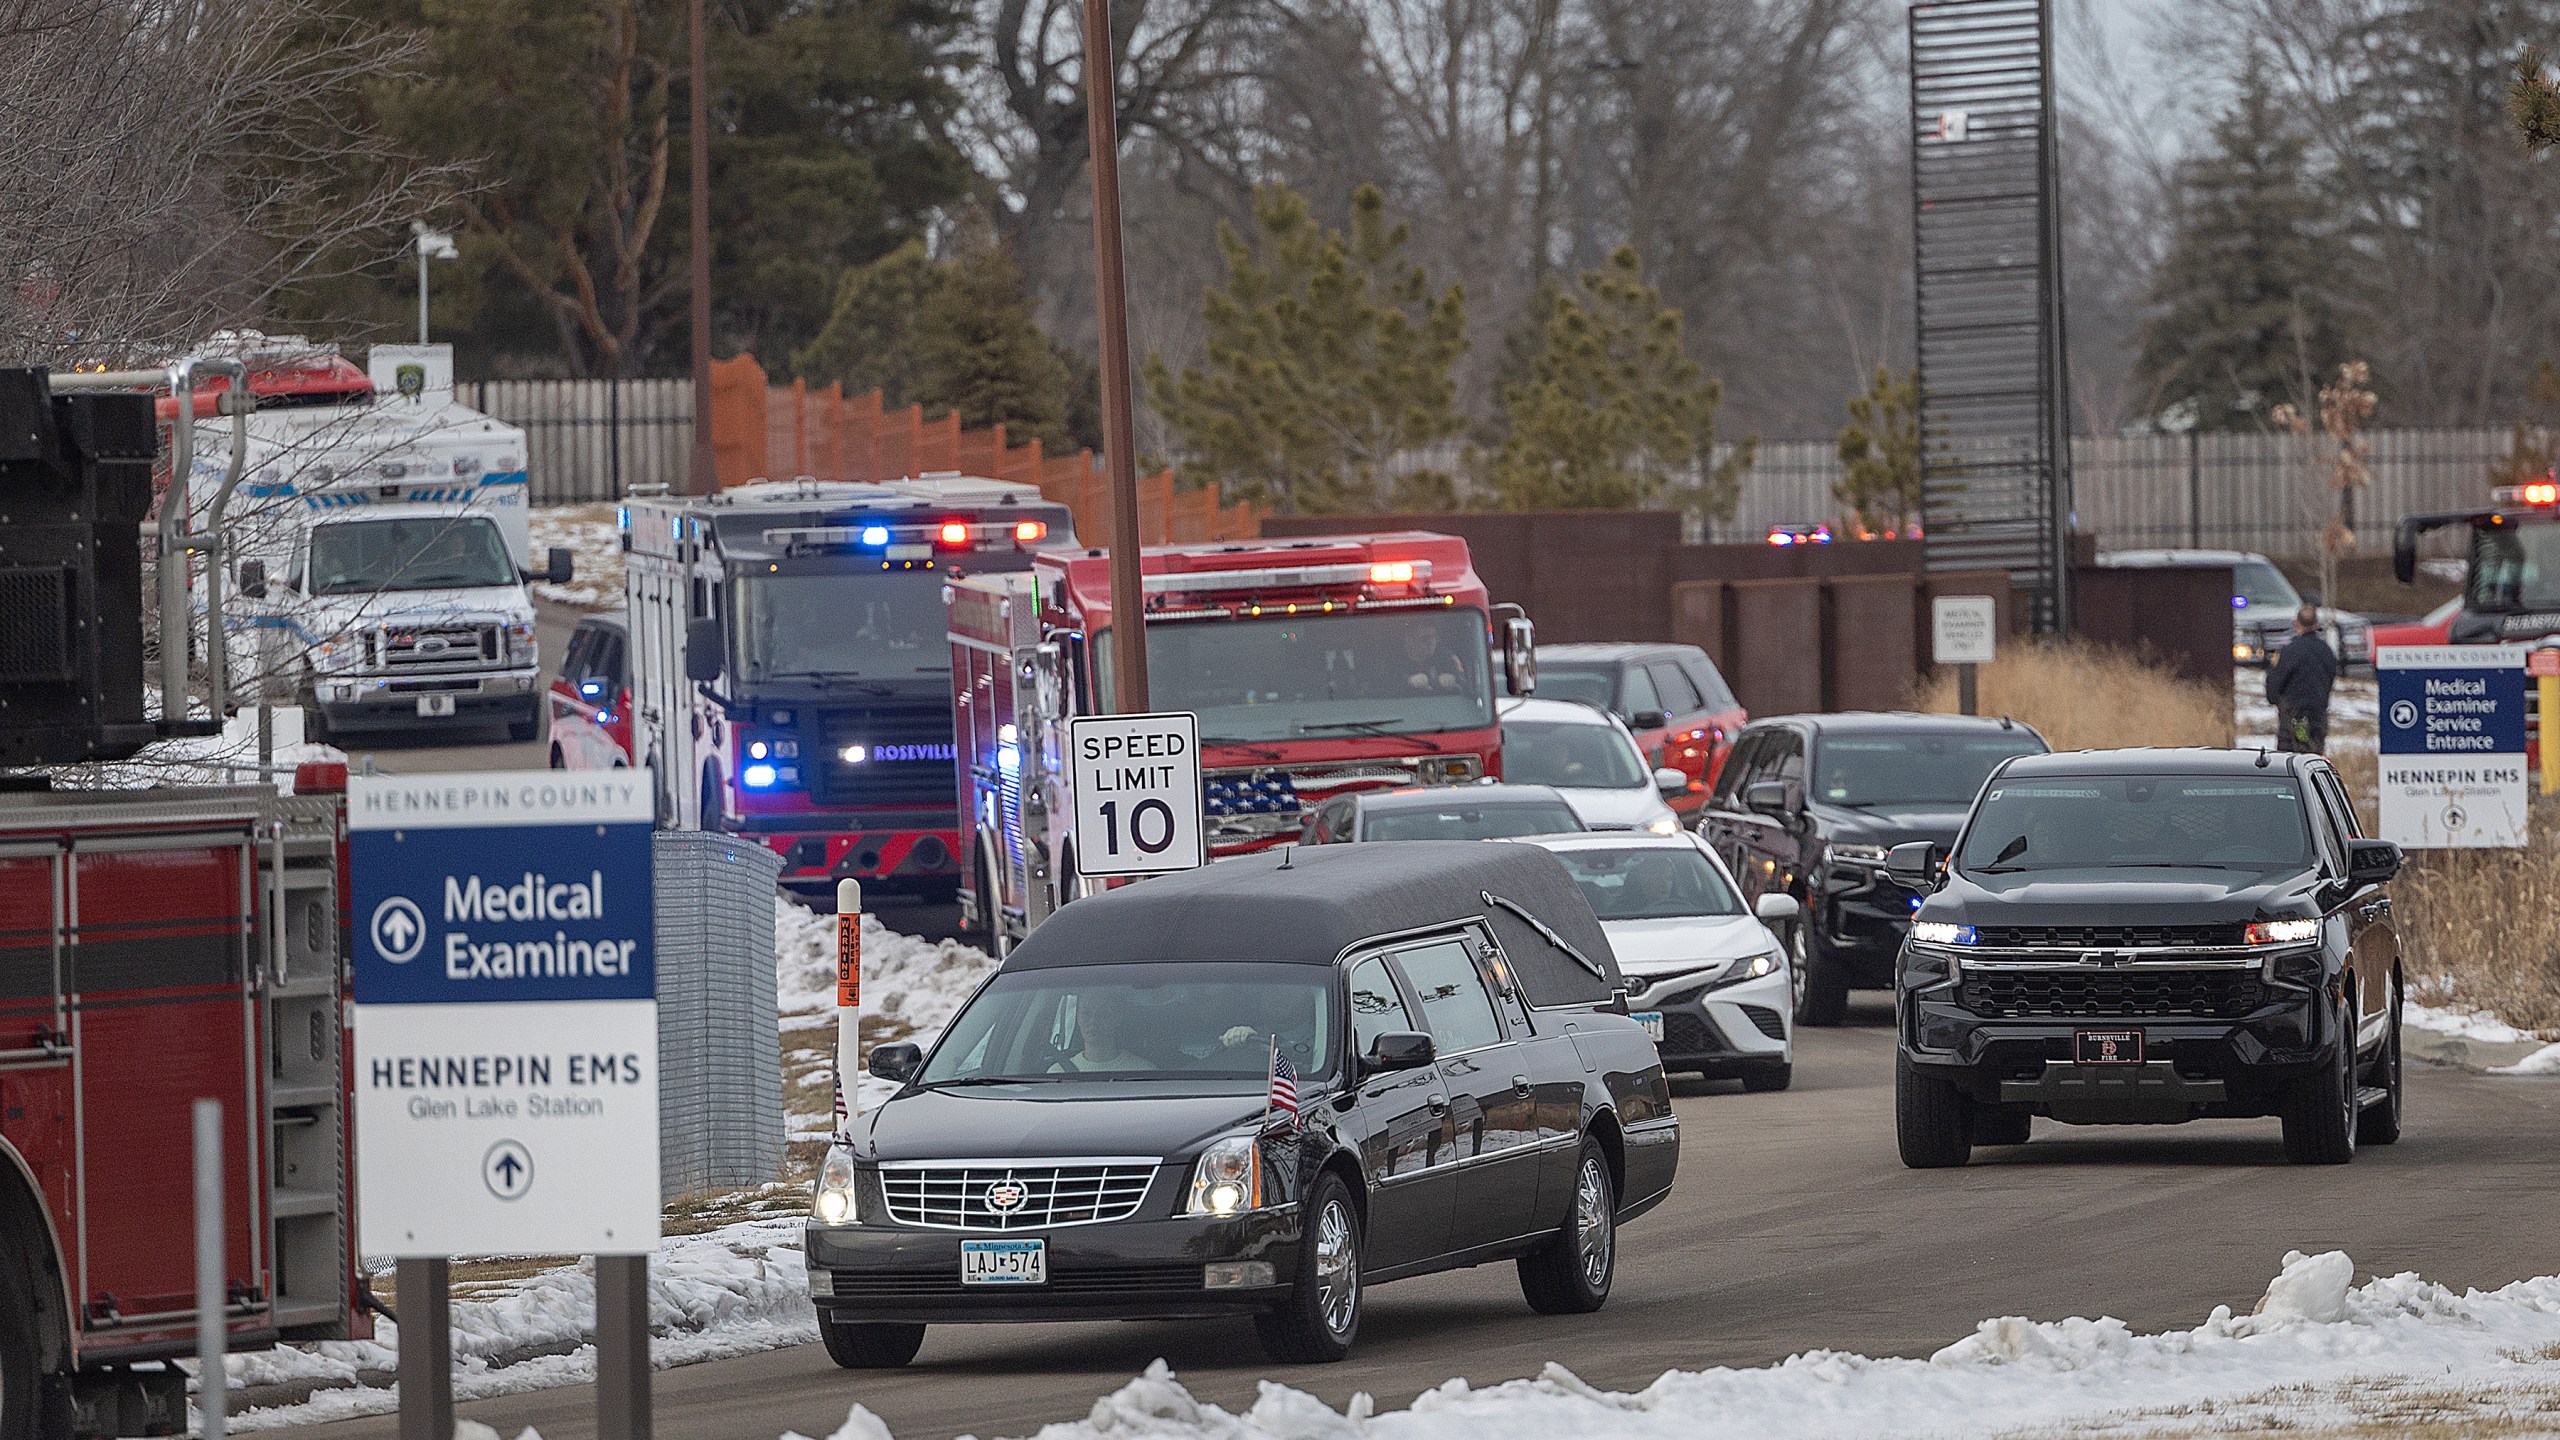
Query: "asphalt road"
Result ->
[[307, 1003, 2560, 1440]]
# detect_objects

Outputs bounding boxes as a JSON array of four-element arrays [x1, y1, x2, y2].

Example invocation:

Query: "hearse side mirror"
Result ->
[[684, 616, 724, 683], [1744, 780, 1790, 817], [2347, 838, 2402, 886], [236, 560, 267, 599], [1652, 766, 1688, 797], [1364, 1030, 1435, 1074], [1754, 893, 1801, 924], [546, 546, 575, 585], [1886, 840, 1940, 887], [868, 1041, 924, 1085]]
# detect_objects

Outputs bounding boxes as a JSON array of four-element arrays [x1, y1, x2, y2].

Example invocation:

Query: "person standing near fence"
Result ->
[[2265, 604, 2338, 753]]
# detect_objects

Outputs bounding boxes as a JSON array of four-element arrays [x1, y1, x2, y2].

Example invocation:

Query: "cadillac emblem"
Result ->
[[983, 1179, 1028, 1214]]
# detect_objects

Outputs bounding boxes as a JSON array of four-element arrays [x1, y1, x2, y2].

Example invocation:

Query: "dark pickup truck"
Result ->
[[1890, 748, 2404, 1167]]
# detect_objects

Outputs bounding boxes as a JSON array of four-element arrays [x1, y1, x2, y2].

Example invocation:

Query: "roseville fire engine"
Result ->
[[947, 532, 1534, 941], [623, 477, 1073, 904]]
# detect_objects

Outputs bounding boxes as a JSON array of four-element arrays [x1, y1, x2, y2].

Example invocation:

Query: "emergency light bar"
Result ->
[[2494, 480, 2560, 507], [1140, 560, 1433, 595], [765, 518, 1050, 551]]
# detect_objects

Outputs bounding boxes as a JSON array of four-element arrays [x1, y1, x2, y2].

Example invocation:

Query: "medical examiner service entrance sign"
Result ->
[[2378, 646, 2528, 849], [350, 772, 659, 1255]]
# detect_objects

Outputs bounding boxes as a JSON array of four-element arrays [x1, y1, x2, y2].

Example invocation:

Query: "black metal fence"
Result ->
[[466, 379, 692, 504]]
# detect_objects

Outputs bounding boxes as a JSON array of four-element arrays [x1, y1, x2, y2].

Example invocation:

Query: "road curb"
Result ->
[[2405, 1025, 2549, 1073]]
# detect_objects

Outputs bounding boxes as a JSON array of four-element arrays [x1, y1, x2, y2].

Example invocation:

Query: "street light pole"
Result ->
[[1081, 0, 1149, 715], [411, 223, 457, 344], [687, 0, 718, 496]]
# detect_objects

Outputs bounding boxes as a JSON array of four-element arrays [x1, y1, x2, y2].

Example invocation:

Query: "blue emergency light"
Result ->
[[860, 525, 890, 547], [741, 762, 780, 789]]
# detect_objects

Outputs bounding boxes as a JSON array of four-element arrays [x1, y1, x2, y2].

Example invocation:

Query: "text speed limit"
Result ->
[[1067, 712, 1206, 877]]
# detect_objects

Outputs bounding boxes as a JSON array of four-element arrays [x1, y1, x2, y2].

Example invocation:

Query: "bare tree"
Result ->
[[0, 0, 455, 366]]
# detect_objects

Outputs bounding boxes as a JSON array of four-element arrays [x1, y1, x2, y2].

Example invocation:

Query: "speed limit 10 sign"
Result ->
[[1067, 712, 1207, 877]]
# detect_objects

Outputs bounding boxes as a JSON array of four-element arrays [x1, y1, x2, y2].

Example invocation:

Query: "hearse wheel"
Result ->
[[1518, 1135, 1616, 1314], [1256, 1173, 1362, 1363], [817, 1315, 926, 1369]]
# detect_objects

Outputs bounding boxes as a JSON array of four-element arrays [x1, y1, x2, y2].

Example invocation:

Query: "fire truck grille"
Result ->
[[378, 623, 499, 671], [814, 708, 961, 808]]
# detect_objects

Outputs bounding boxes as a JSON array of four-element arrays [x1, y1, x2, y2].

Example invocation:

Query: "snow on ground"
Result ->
[[222, 909, 995, 1425], [51, 704, 344, 791], [2404, 997, 2544, 1046], [2233, 665, 2377, 752], [529, 503, 625, 610]]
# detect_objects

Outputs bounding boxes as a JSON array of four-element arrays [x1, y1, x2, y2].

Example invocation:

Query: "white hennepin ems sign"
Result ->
[[1067, 712, 1206, 877], [350, 772, 659, 1255]]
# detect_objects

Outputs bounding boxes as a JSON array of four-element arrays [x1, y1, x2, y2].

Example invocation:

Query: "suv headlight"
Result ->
[[1909, 921, 1976, 946], [2245, 917, 2319, 946], [811, 1145, 862, 1224], [1185, 1135, 1265, 1217], [1643, 814, 1680, 836], [505, 621, 537, 666], [1829, 843, 1890, 866]]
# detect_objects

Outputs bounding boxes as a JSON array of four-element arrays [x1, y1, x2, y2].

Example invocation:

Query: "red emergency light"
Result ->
[[938, 520, 972, 546], [2494, 478, 2560, 507], [1014, 519, 1048, 542]]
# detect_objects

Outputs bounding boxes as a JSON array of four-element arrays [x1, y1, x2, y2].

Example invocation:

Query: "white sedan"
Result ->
[[1498, 697, 1685, 834], [1521, 831, 1800, 1091]]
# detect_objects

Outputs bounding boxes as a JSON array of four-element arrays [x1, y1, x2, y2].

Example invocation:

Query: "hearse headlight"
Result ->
[[811, 1145, 862, 1225], [1186, 1135, 1264, 1217], [2245, 918, 2320, 946], [1909, 921, 1976, 946]]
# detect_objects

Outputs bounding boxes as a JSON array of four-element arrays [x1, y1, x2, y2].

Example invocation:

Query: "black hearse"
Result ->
[[805, 842, 1677, 1366], [1891, 748, 2403, 1168]]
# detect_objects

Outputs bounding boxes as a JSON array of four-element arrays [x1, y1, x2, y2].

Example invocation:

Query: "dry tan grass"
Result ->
[[2390, 796, 2560, 1035], [1998, 1370, 2560, 1439], [1913, 640, 2235, 753]]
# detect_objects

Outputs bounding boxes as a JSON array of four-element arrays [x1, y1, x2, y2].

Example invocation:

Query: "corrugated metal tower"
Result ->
[[1908, 0, 2073, 633]]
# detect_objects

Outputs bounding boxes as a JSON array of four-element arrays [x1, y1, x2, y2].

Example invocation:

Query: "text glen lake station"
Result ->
[[1078, 727, 1192, 790]]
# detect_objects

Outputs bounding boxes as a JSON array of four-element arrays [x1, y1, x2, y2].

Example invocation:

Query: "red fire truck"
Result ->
[[0, 783, 362, 1440], [2394, 478, 2560, 764], [948, 532, 1533, 942], [624, 478, 1074, 905]]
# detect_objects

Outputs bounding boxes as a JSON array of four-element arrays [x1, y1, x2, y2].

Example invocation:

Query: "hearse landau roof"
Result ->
[[1002, 841, 1624, 1007]]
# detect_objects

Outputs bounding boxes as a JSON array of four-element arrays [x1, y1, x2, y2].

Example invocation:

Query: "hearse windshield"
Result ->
[[1097, 608, 1493, 744], [919, 962, 1338, 1087], [2467, 522, 2560, 613], [734, 572, 946, 681], [1956, 775, 2312, 874]]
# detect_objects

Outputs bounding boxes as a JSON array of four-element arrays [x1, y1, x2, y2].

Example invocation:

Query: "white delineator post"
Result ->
[[193, 1098, 226, 1440], [836, 879, 863, 1132]]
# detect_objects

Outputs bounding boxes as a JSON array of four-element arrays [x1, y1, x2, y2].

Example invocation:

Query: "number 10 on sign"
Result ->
[[1068, 712, 1206, 877]]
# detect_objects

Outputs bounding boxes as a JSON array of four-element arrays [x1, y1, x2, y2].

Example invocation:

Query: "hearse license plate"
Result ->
[[416, 693, 457, 717], [960, 1238, 1046, 1286], [2075, 1029, 2144, 1066], [1633, 1011, 1664, 1042]]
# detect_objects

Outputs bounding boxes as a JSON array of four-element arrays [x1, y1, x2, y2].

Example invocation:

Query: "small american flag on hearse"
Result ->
[[1264, 1040, 1299, 1131]]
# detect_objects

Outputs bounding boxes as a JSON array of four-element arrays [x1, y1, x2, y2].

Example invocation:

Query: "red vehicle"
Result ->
[[0, 782, 363, 1440], [2367, 596, 2461, 650], [1530, 642, 1747, 812], [949, 532, 1534, 942], [548, 612, 636, 769]]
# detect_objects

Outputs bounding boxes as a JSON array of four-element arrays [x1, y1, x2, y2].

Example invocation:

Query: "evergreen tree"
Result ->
[[1143, 183, 1468, 515], [2131, 59, 2356, 431], [792, 217, 1086, 454], [1834, 367, 1923, 537], [1487, 247, 1754, 515]]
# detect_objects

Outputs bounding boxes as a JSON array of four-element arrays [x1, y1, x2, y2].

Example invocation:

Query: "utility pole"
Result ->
[[1082, 0, 1149, 713], [686, 0, 718, 496]]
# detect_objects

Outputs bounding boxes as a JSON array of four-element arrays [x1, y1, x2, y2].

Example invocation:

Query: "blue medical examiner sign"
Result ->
[[350, 772, 659, 1257], [2376, 646, 2529, 849]]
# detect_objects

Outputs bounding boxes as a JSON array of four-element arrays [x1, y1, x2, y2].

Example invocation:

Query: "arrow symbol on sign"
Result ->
[[494, 1152, 524, 1185], [380, 908, 417, 950]]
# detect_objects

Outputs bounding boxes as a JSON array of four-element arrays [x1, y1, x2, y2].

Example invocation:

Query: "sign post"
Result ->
[[1068, 712, 1206, 877], [1932, 595, 1998, 716], [349, 772, 660, 1437], [2533, 647, 2559, 798], [2377, 647, 2529, 848]]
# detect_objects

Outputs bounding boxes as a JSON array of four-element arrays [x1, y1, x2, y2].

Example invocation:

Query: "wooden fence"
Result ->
[[706, 354, 1260, 544]]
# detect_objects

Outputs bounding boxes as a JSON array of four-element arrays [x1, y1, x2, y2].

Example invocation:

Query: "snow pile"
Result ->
[[2492, 1042, 2560, 1075], [229, 1218, 819, 1428], [528, 503, 625, 610], [773, 897, 995, 1028], [2405, 997, 2544, 1046], [54, 705, 344, 792], [745, 1251, 2560, 1440]]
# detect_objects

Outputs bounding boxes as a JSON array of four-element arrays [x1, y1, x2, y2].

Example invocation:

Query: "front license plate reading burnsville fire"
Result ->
[[2074, 1029, 2143, 1066]]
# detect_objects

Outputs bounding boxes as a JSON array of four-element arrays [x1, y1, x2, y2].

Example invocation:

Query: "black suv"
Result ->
[[1698, 714, 2048, 1026], [1891, 748, 2404, 1168]]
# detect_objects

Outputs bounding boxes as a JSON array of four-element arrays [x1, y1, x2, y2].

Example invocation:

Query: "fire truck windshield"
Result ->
[[1098, 607, 1492, 743], [2468, 521, 2560, 612], [734, 572, 946, 681], [309, 516, 515, 594]]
